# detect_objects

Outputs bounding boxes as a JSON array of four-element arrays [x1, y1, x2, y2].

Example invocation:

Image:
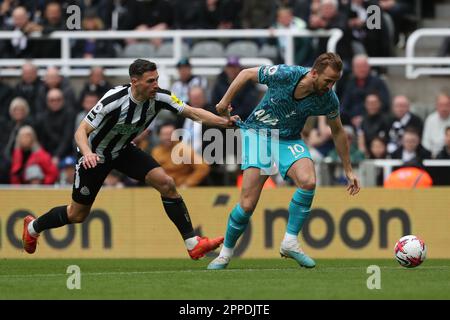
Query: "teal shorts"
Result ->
[[240, 128, 312, 179]]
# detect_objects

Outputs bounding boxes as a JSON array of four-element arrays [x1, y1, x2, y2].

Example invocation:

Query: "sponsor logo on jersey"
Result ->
[[170, 93, 183, 106]]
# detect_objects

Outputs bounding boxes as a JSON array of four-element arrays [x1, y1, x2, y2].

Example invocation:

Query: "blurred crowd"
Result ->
[[0, 0, 449, 188]]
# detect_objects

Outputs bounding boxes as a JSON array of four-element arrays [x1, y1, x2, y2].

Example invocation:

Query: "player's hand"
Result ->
[[216, 102, 232, 117], [228, 115, 241, 126], [82, 152, 100, 169], [346, 171, 360, 196]]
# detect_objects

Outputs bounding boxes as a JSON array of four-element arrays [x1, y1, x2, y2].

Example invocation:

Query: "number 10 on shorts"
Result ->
[[288, 144, 305, 158]]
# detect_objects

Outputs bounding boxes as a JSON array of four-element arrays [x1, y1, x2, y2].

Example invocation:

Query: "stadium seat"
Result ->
[[225, 40, 259, 58], [190, 41, 224, 57], [258, 44, 279, 60], [154, 42, 190, 57], [121, 43, 156, 58]]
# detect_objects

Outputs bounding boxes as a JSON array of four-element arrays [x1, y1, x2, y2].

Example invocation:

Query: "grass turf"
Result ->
[[0, 258, 449, 299]]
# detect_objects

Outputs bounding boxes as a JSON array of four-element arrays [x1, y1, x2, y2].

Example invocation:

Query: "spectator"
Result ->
[[171, 58, 208, 104], [241, 0, 276, 29], [57, 155, 75, 186], [272, 6, 313, 66], [71, 10, 116, 59], [201, 0, 242, 29], [14, 62, 45, 120], [10, 125, 58, 185], [2, 97, 34, 161], [78, 67, 112, 106], [368, 136, 388, 159], [35, 88, 75, 165], [387, 95, 423, 154], [360, 93, 391, 151], [211, 56, 260, 121], [326, 125, 365, 164], [308, 0, 353, 65], [389, 127, 431, 166], [436, 127, 450, 159], [151, 122, 210, 187], [181, 86, 208, 156], [367, 136, 388, 186], [0, 6, 42, 58], [36, 66, 77, 114], [305, 116, 333, 157], [173, 0, 207, 29], [346, 0, 392, 57], [75, 92, 99, 131], [38, 1, 66, 58], [341, 54, 391, 125], [422, 93, 450, 158], [0, 74, 14, 121], [379, 0, 416, 46], [121, 0, 174, 48]]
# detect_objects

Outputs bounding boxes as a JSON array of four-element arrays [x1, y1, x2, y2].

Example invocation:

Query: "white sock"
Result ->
[[219, 246, 234, 258], [185, 236, 199, 250], [27, 220, 39, 237], [283, 233, 298, 243]]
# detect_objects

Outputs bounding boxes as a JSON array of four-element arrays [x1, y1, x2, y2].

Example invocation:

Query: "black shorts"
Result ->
[[72, 145, 160, 205]]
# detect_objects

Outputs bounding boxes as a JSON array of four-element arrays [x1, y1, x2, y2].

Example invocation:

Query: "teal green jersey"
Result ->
[[238, 64, 340, 139]]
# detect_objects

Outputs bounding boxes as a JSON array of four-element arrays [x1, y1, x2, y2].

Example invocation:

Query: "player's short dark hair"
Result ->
[[312, 52, 343, 74], [129, 59, 157, 78], [445, 126, 450, 134]]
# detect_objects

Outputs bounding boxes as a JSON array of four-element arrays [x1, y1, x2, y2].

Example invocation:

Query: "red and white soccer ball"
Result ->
[[394, 235, 427, 268]]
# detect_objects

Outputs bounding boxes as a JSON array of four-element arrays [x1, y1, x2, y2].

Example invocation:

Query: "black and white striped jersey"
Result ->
[[83, 84, 185, 161]]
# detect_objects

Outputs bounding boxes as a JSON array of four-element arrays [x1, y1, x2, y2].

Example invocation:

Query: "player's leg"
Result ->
[[23, 157, 109, 254], [114, 145, 223, 259], [208, 167, 268, 270], [281, 157, 316, 268]]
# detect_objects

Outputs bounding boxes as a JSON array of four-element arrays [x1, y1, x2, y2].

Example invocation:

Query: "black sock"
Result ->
[[161, 197, 196, 240], [33, 205, 70, 233]]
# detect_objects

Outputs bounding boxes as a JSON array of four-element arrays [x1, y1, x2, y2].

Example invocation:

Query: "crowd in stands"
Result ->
[[0, 0, 448, 188]]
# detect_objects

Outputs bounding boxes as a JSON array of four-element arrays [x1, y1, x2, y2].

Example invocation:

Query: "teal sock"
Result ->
[[286, 188, 315, 236], [224, 204, 253, 249]]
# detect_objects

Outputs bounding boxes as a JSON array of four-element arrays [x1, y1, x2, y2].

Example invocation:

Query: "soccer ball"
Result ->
[[394, 235, 427, 268]]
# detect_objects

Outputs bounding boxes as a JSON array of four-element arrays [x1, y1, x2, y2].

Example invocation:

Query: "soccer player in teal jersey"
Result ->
[[208, 53, 360, 270]]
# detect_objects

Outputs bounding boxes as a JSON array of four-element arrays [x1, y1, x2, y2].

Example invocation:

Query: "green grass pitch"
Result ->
[[0, 259, 449, 299]]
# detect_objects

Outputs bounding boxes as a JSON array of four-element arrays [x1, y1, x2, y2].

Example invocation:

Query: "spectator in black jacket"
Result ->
[[341, 54, 391, 125], [210, 56, 260, 121], [436, 127, 450, 159], [387, 95, 423, 154], [360, 93, 391, 151], [14, 62, 45, 121], [35, 88, 75, 166], [389, 127, 432, 166]]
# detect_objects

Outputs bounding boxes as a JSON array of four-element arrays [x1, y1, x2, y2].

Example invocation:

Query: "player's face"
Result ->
[[312, 66, 341, 95], [134, 70, 159, 99]]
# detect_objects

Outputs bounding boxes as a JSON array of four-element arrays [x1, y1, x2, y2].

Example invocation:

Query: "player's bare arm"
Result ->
[[181, 104, 240, 128], [327, 116, 360, 196], [216, 67, 259, 117], [74, 120, 100, 169]]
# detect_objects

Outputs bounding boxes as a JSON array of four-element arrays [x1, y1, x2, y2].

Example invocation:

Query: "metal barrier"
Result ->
[[0, 28, 343, 77]]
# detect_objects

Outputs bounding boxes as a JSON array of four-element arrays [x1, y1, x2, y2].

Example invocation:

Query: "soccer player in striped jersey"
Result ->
[[208, 53, 360, 270], [22, 59, 239, 259]]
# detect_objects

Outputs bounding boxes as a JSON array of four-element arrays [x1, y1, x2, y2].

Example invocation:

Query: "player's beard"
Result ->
[[313, 79, 328, 95]]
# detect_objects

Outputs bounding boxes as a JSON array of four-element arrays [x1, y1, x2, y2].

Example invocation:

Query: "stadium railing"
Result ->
[[0, 28, 343, 78], [368, 28, 450, 79]]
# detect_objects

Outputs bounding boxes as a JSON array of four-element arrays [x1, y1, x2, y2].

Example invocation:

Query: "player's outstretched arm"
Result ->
[[328, 116, 360, 195], [216, 67, 259, 117], [181, 105, 240, 128], [75, 120, 100, 169]]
